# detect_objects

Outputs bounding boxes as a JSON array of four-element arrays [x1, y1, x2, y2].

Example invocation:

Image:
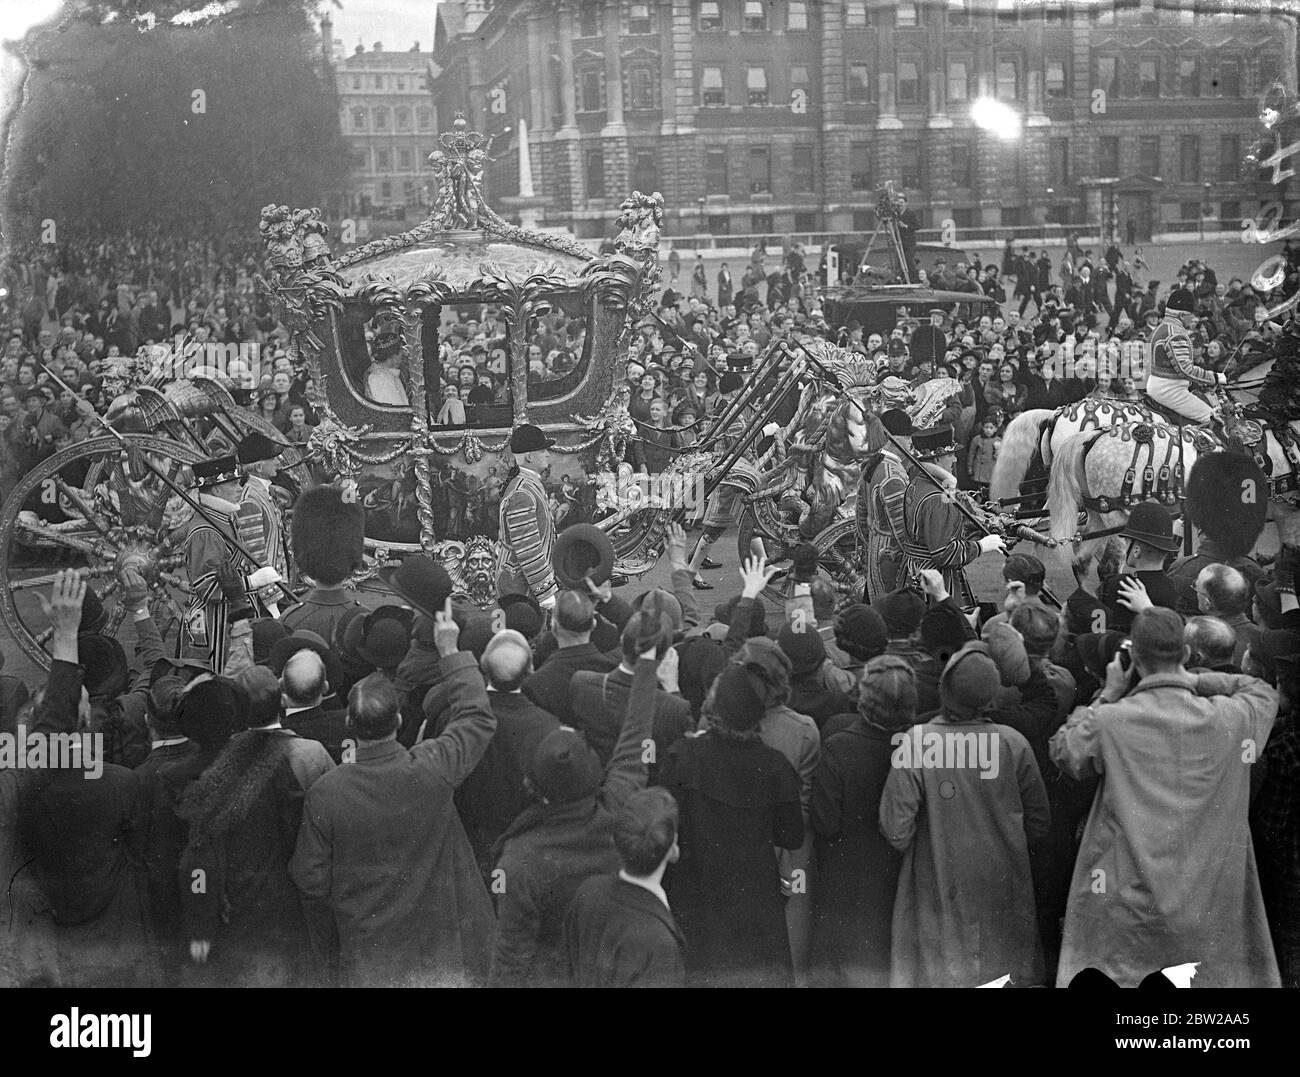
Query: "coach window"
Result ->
[[428, 302, 513, 430], [526, 291, 591, 404], [337, 301, 415, 415]]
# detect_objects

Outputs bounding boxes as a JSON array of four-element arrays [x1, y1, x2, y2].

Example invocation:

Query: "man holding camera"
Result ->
[[1050, 606, 1280, 987]]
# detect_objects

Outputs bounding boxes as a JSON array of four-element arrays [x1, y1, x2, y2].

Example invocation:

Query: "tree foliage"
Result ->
[[4, 0, 348, 242]]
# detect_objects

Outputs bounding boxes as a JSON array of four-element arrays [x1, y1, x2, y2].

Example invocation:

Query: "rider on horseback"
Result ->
[[1144, 287, 1225, 426]]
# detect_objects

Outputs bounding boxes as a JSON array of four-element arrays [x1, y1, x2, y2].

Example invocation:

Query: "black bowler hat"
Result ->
[[236, 430, 289, 465], [552, 523, 615, 588], [1120, 500, 1180, 553], [191, 454, 240, 489], [510, 423, 555, 454], [378, 554, 454, 620]]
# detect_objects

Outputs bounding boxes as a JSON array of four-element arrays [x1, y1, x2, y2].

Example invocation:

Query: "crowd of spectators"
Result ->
[[2, 226, 1300, 991]]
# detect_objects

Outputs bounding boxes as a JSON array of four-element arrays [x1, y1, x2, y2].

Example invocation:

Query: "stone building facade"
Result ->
[[429, 0, 1296, 240]]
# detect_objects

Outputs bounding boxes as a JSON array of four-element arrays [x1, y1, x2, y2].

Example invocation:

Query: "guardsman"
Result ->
[[497, 423, 558, 608], [180, 455, 258, 670], [235, 431, 290, 584], [281, 483, 367, 641], [856, 408, 913, 603], [900, 425, 1006, 603]]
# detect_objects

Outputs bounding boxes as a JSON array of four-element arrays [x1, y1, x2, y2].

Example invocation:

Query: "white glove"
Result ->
[[1215, 372, 1227, 384], [978, 533, 1008, 556]]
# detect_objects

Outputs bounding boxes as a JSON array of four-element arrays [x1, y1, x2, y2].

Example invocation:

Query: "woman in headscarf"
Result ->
[[811, 656, 918, 986], [661, 662, 804, 987]]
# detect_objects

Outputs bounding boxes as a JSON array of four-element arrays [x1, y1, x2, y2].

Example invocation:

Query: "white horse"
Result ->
[[989, 398, 1158, 508]]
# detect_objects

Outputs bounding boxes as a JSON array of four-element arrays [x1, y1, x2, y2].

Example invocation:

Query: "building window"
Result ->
[[1098, 136, 1119, 177], [1180, 200, 1201, 221], [848, 63, 872, 102], [374, 108, 388, 130], [1178, 57, 1200, 97], [374, 76, 384, 89], [1048, 137, 1069, 189], [380, 180, 392, 201], [352, 108, 366, 131], [850, 142, 872, 190], [1045, 59, 1067, 98], [586, 148, 605, 196], [1180, 135, 1200, 181], [791, 65, 811, 97], [948, 0, 969, 26], [996, 0, 1019, 23], [794, 211, 818, 232], [896, 2, 918, 27], [996, 59, 1019, 100], [1220, 200, 1241, 224], [376, 148, 391, 172], [579, 68, 605, 111], [747, 67, 769, 106], [707, 214, 730, 235], [743, 1, 767, 30], [417, 107, 432, 130], [632, 149, 657, 194], [952, 142, 973, 188], [748, 146, 772, 194], [398, 148, 413, 171], [700, 66, 725, 107], [627, 2, 652, 34], [852, 210, 874, 231], [1139, 135, 1160, 176], [396, 78, 406, 91], [698, 1, 723, 30], [751, 213, 774, 234], [1219, 135, 1240, 181], [578, 0, 603, 37], [351, 75, 361, 90], [1139, 57, 1159, 98], [628, 65, 656, 109], [788, 1, 809, 30], [793, 147, 815, 191], [1215, 58, 1240, 97], [351, 149, 368, 171], [898, 60, 920, 105], [1000, 144, 1023, 189], [1043, 0, 1066, 21], [1097, 56, 1118, 99], [845, 1, 869, 28], [705, 148, 728, 194], [396, 107, 411, 131], [947, 60, 969, 102], [901, 139, 920, 189]]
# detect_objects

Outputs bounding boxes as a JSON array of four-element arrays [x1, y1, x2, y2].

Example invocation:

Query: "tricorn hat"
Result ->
[[191, 454, 240, 489], [552, 523, 615, 588], [291, 485, 366, 586], [1165, 287, 1196, 314], [1184, 452, 1268, 559], [236, 431, 288, 465], [911, 424, 958, 460]]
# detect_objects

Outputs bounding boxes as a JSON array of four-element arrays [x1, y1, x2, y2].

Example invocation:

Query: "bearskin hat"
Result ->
[[292, 485, 366, 586], [1184, 452, 1268, 559]]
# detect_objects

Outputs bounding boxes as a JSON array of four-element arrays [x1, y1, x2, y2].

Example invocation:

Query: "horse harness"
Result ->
[[1081, 422, 1185, 515]]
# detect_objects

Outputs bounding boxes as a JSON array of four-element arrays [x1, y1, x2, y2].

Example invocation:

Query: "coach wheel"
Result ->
[[0, 435, 208, 672]]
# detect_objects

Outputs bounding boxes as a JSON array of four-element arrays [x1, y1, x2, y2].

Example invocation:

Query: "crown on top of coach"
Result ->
[[427, 112, 487, 168]]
